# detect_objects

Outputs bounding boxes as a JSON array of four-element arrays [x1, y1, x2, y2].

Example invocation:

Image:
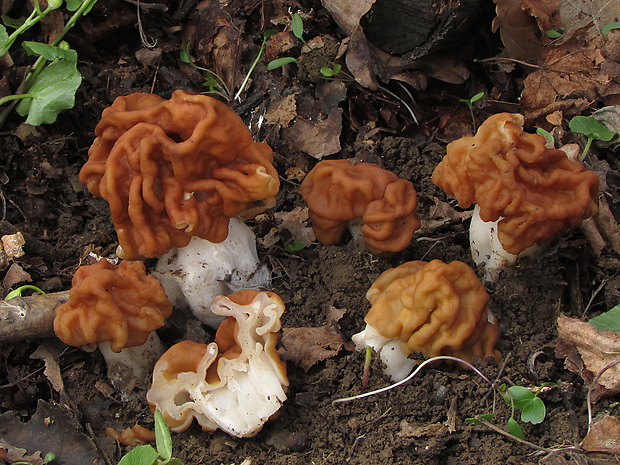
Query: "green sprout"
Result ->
[[602, 22, 620, 35], [4, 285, 46, 300], [118, 411, 183, 465], [536, 127, 554, 146], [267, 12, 349, 79], [0, 0, 98, 128], [180, 42, 231, 101], [284, 240, 306, 253], [12, 452, 57, 465], [544, 27, 564, 39], [459, 92, 484, 132], [568, 115, 617, 161]]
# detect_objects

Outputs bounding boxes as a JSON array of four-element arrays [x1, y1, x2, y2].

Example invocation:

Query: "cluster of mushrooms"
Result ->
[[52, 90, 599, 440]]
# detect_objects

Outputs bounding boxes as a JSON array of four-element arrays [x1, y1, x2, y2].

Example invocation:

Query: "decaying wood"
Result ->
[[0, 291, 69, 343]]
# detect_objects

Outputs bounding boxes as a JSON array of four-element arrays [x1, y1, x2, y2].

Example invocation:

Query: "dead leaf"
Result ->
[[0, 440, 45, 465], [580, 415, 620, 453], [3, 262, 31, 291], [284, 108, 343, 159], [30, 342, 65, 394], [279, 306, 352, 371], [264, 94, 298, 127], [522, 0, 561, 33], [321, 0, 376, 36], [492, 0, 543, 62], [398, 419, 448, 438], [556, 315, 620, 403], [558, 0, 620, 44]]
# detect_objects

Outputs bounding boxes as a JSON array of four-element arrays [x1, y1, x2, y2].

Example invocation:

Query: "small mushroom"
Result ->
[[79, 89, 280, 260], [53, 260, 172, 398], [432, 113, 599, 282], [352, 260, 501, 381], [299, 159, 420, 255], [146, 289, 288, 438]]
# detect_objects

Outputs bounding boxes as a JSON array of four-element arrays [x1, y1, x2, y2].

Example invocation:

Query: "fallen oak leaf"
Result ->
[[279, 306, 353, 371], [556, 315, 620, 403], [580, 415, 620, 454]]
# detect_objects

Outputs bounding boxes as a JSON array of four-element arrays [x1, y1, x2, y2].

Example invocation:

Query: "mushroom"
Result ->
[[146, 289, 288, 438], [53, 260, 172, 398], [299, 159, 420, 255], [153, 217, 270, 328], [79, 89, 280, 260], [432, 113, 599, 282], [352, 260, 501, 381]]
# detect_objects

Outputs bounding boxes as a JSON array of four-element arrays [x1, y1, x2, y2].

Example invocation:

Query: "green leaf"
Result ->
[[602, 22, 620, 35], [291, 12, 304, 41], [117, 445, 160, 465], [267, 56, 298, 70], [154, 410, 173, 462], [1, 15, 25, 29], [589, 304, 620, 332], [66, 0, 96, 14], [503, 386, 535, 410], [536, 127, 554, 145], [470, 92, 484, 103], [507, 417, 525, 440], [22, 42, 78, 62], [0, 25, 8, 51], [263, 29, 278, 40], [284, 241, 306, 253], [521, 396, 546, 424], [569, 116, 617, 141], [464, 413, 494, 425], [16, 58, 82, 125], [320, 64, 341, 77], [545, 28, 564, 38]]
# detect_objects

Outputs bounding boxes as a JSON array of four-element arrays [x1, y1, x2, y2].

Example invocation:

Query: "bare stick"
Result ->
[[0, 291, 69, 343]]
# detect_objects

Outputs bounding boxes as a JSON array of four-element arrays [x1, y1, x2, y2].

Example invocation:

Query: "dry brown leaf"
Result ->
[[580, 415, 620, 454], [520, 34, 614, 118], [492, 0, 543, 61], [0, 440, 46, 465], [558, 0, 620, 43], [521, 0, 561, 33], [321, 0, 375, 36], [279, 306, 352, 371], [284, 108, 343, 159], [264, 94, 298, 127], [556, 315, 620, 403], [3, 262, 31, 291], [30, 342, 65, 394]]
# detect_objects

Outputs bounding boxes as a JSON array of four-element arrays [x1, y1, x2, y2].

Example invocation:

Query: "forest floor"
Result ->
[[1, 1, 619, 465]]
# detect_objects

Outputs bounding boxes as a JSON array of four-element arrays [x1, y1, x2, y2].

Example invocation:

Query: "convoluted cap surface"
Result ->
[[79, 90, 280, 259], [299, 160, 420, 254], [146, 290, 288, 438], [432, 113, 599, 255], [53, 260, 173, 353], [365, 260, 500, 362]]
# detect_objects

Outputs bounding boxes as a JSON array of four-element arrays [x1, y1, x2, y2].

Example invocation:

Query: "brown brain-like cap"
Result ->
[[365, 259, 501, 362], [79, 90, 280, 259], [53, 260, 173, 353], [299, 160, 420, 254], [432, 113, 599, 255]]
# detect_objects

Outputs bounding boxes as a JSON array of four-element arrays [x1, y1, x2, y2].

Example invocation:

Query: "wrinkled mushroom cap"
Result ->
[[146, 289, 288, 438], [53, 260, 172, 353], [79, 90, 280, 259], [364, 259, 500, 362], [299, 160, 420, 254], [432, 113, 599, 255]]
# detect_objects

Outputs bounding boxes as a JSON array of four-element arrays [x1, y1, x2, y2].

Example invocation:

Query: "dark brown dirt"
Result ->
[[1, 1, 619, 465]]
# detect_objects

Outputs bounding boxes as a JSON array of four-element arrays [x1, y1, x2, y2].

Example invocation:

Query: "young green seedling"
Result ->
[[0, 0, 99, 128], [268, 12, 349, 79], [180, 42, 231, 100], [459, 92, 484, 132], [117, 411, 183, 465], [602, 22, 620, 35], [569, 115, 617, 161], [535, 127, 554, 146], [4, 285, 46, 300]]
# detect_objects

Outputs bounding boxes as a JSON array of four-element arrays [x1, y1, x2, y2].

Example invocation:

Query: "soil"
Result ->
[[1, 1, 619, 465]]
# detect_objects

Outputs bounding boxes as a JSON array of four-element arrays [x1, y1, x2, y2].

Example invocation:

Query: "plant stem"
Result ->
[[234, 37, 268, 101], [333, 355, 493, 404], [0, 93, 35, 106], [579, 136, 593, 161], [0, 6, 53, 57], [361, 346, 372, 388]]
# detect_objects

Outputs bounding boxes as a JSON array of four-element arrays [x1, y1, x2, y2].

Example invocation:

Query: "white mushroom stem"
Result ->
[[469, 205, 539, 283], [95, 332, 165, 401], [153, 217, 270, 328], [352, 324, 416, 382]]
